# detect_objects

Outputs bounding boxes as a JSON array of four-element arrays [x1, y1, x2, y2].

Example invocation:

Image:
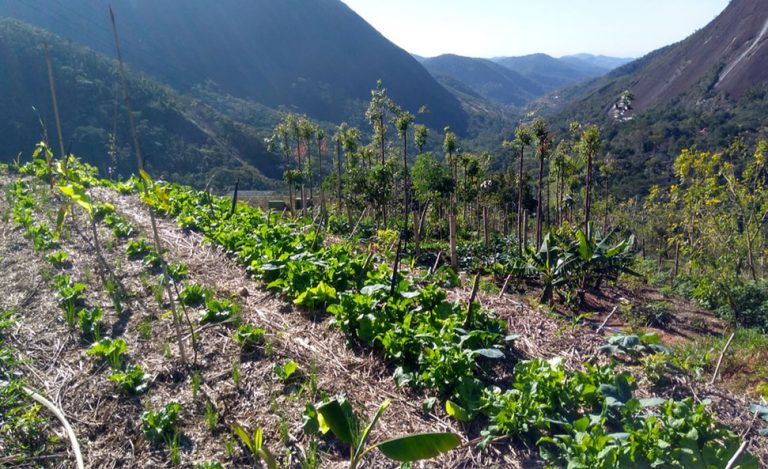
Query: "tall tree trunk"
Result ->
[[318, 139, 325, 215], [585, 151, 593, 228], [297, 139, 306, 216], [335, 140, 343, 209], [536, 152, 544, 248], [483, 206, 489, 247], [307, 138, 314, 204], [402, 133, 409, 248], [450, 193, 458, 271], [517, 144, 525, 256], [523, 209, 528, 250]]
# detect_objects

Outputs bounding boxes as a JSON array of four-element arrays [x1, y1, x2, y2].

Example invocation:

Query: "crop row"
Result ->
[[134, 180, 754, 467]]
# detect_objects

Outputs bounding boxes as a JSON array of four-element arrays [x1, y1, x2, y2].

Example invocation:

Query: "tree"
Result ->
[[365, 80, 398, 166], [315, 125, 326, 214], [411, 152, 453, 258], [507, 125, 532, 256], [580, 124, 601, 229], [333, 123, 348, 213], [414, 125, 428, 155], [395, 111, 416, 239], [532, 119, 550, 249], [443, 128, 459, 271], [298, 117, 315, 209]]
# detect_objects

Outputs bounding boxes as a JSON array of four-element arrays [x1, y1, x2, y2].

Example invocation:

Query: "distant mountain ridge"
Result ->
[[422, 54, 543, 106], [421, 52, 631, 108], [0, 0, 468, 133]]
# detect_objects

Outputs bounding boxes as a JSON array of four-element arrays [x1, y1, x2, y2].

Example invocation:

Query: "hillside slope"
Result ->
[[0, 18, 281, 189], [538, 0, 768, 196], [0, 0, 468, 133], [555, 0, 768, 116], [422, 54, 543, 106]]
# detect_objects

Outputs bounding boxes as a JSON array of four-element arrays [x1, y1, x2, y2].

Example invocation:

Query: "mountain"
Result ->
[[557, 0, 768, 116], [560, 54, 634, 72], [0, 0, 468, 133], [0, 18, 281, 189], [422, 54, 543, 106], [543, 0, 768, 196], [493, 53, 609, 93]]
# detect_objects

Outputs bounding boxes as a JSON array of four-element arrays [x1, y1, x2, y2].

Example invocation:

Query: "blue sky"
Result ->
[[341, 0, 730, 58]]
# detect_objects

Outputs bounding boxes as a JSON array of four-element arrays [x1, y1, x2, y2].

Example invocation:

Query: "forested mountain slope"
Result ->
[[0, 0, 468, 133], [0, 18, 281, 189]]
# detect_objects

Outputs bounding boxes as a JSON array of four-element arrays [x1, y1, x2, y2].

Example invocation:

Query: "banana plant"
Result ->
[[308, 397, 460, 469], [527, 234, 575, 305], [232, 424, 278, 469]]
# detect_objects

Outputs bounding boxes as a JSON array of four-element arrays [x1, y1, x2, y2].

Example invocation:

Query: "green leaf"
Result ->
[[361, 284, 388, 295], [376, 432, 461, 462], [232, 423, 253, 452], [254, 427, 263, 449], [639, 398, 666, 408], [316, 398, 356, 445], [473, 348, 505, 359], [58, 184, 93, 216], [445, 400, 472, 422], [356, 400, 390, 460], [54, 205, 70, 240], [255, 447, 278, 469]]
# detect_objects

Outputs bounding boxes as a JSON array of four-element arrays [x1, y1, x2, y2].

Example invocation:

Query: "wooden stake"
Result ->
[[710, 332, 736, 385], [110, 6, 187, 365], [464, 273, 481, 328], [499, 274, 512, 298], [44, 40, 65, 184]]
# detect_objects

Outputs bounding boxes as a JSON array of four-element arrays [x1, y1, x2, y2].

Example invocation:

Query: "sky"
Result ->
[[341, 0, 731, 59]]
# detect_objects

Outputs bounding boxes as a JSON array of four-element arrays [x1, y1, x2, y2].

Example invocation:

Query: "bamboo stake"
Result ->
[[110, 7, 187, 365], [710, 332, 736, 385], [499, 274, 512, 298], [596, 306, 619, 334], [724, 441, 749, 469], [43, 41, 64, 186]]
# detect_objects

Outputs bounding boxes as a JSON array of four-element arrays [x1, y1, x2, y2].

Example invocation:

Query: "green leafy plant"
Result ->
[[204, 399, 218, 431], [167, 263, 189, 283], [306, 396, 460, 469], [54, 274, 86, 327], [273, 360, 299, 382], [178, 284, 210, 307], [142, 402, 183, 445], [87, 337, 127, 370], [109, 364, 148, 395], [233, 324, 266, 350], [294, 281, 337, 310], [201, 297, 239, 324], [104, 213, 137, 239], [599, 332, 670, 357], [46, 250, 69, 268], [78, 306, 102, 341], [127, 238, 153, 259], [232, 424, 278, 469]]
